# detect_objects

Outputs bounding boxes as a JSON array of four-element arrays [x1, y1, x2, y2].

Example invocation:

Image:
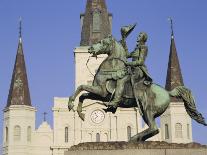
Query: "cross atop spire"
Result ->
[[43, 112, 47, 122], [168, 17, 174, 38], [19, 17, 22, 40], [165, 19, 184, 102]]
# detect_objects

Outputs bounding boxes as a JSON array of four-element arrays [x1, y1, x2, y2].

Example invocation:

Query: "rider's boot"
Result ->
[[108, 94, 121, 109], [108, 75, 130, 111]]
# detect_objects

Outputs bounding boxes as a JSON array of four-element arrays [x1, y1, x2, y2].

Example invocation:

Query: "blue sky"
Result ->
[[0, 0, 206, 146]]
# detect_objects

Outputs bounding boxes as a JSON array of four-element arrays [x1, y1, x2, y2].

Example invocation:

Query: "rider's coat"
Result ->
[[127, 44, 152, 85]]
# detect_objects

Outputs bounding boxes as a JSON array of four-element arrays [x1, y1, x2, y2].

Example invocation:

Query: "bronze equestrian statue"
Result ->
[[68, 25, 206, 142]]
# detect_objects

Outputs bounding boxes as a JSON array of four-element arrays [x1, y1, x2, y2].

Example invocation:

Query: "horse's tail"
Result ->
[[169, 86, 207, 126]]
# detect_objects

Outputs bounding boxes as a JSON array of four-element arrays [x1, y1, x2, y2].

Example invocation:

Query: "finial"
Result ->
[[168, 17, 174, 39], [43, 112, 47, 122], [19, 17, 22, 42]]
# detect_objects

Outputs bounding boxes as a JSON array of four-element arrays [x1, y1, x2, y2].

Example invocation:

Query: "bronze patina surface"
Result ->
[[68, 24, 206, 142]]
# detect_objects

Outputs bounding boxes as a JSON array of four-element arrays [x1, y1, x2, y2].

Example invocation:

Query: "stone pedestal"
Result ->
[[64, 141, 207, 155]]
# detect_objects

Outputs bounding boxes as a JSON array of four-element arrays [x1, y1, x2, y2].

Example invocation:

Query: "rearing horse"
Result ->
[[68, 35, 206, 141]]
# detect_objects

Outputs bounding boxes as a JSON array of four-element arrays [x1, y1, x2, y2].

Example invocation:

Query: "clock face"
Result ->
[[91, 110, 105, 124]]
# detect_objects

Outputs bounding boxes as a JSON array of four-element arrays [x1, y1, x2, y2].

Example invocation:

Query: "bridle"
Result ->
[[86, 37, 129, 77], [86, 37, 113, 77]]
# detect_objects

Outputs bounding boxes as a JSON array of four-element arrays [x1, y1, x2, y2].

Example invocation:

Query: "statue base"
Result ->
[[65, 141, 207, 155]]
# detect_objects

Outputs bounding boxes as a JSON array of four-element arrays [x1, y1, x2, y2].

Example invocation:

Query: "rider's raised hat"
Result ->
[[121, 23, 137, 38]]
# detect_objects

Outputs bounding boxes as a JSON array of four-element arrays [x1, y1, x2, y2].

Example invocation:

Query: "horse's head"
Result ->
[[88, 35, 114, 56]]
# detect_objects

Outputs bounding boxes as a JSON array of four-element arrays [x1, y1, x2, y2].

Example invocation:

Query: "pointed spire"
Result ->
[[80, 0, 112, 46], [6, 18, 32, 107], [165, 18, 184, 102]]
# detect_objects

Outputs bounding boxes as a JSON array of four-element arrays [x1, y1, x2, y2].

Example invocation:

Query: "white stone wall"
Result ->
[[52, 97, 144, 155], [2, 105, 54, 155], [2, 105, 36, 155], [74, 46, 107, 88], [160, 102, 192, 143], [30, 122, 53, 155]]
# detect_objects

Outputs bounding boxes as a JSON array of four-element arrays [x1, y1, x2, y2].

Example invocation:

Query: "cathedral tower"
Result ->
[[75, 0, 112, 87], [3, 19, 36, 155], [52, 2, 141, 153], [80, 0, 112, 46], [160, 19, 192, 143]]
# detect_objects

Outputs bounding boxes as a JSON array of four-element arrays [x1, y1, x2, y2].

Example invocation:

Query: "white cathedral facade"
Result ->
[[2, 1, 192, 155]]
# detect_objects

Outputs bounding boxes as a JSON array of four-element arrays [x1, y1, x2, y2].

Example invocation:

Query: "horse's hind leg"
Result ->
[[130, 110, 159, 142], [77, 93, 106, 121]]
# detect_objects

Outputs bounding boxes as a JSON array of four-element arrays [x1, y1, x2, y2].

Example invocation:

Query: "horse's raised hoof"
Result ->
[[68, 103, 74, 111], [110, 106, 117, 114], [103, 107, 117, 114], [102, 102, 108, 107], [78, 112, 85, 121], [68, 96, 75, 111]]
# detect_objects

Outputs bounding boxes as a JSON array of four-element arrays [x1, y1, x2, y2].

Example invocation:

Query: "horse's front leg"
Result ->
[[68, 84, 107, 111], [77, 93, 105, 121]]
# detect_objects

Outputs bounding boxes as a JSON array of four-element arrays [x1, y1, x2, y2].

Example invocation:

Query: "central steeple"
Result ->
[[80, 0, 112, 46]]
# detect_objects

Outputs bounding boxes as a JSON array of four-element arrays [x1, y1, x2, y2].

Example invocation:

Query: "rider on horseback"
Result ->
[[126, 32, 153, 115], [108, 30, 153, 114], [107, 24, 136, 109], [69, 23, 207, 141], [126, 32, 152, 84]]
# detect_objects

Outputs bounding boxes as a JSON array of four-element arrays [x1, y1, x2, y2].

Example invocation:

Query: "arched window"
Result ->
[[96, 133, 100, 142], [127, 126, 131, 141], [104, 133, 108, 142], [187, 124, 190, 139], [27, 126, 31, 142], [175, 123, 182, 138], [165, 124, 169, 139], [6, 127, 8, 143], [93, 10, 101, 32], [65, 127, 68, 143], [14, 125, 21, 141]]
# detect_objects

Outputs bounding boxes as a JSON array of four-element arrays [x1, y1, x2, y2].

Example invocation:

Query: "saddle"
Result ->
[[106, 77, 155, 100]]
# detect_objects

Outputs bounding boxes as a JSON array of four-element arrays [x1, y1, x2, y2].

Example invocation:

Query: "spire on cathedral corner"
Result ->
[[6, 18, 32, 107], [80, 0, 112, 46], [165, 18, 184, 102]]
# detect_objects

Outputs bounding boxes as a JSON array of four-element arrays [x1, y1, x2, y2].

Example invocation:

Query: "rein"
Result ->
[[86, 56, 95, 77]]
